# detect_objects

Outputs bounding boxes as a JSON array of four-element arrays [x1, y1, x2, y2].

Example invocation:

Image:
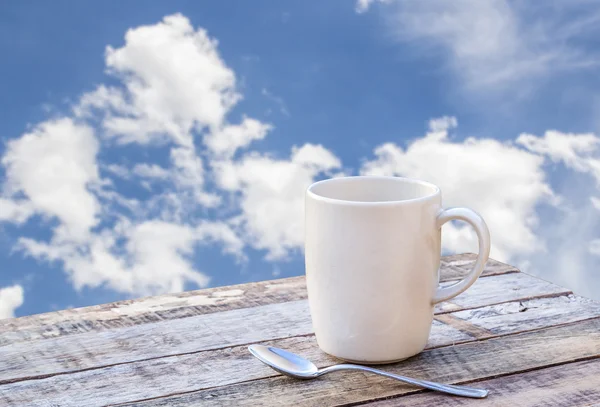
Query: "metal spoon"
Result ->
[[248, 344, 488, 399]]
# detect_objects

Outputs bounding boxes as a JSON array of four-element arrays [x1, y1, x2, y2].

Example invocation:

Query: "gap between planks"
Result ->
[[434, 314, 495, 339]]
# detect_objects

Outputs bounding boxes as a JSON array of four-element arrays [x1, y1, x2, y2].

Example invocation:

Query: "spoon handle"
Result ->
[[319, 364, 488, 399]]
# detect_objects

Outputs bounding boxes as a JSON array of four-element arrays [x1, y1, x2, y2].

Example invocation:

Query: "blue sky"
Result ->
[[1, 0, 600, 318]]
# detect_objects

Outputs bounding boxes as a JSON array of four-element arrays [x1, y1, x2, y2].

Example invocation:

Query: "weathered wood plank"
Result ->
[[0, 277, 307, 347], [0, 272, 564, 385], [444, 254, 519, 278], [435, 271, 570, 313], [0, 255, 517, 348], [111, 318, 600, 407], [2, 294, 598, 407], [362, 358, 600, 406], [440, 254, 519, 281], [448, 294, 600, 336]]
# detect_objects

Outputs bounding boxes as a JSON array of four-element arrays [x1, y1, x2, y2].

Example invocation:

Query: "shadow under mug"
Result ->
[[304, 176, 490, 363]]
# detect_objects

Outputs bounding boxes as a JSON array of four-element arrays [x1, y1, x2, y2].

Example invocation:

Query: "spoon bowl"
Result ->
[[249, 344, 319, 379], [248, 344, 488, 398]]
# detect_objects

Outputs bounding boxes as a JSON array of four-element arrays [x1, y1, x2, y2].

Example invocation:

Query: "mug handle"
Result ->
[[433, 208, 491, 304]]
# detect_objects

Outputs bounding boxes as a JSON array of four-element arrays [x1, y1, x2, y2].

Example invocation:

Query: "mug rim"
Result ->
[[306, 175, 441, 206]]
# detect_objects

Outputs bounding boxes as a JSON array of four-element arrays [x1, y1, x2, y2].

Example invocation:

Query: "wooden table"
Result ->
[[1, 254, 599, 406]]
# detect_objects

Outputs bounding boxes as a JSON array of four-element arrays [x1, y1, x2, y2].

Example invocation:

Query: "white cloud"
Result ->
[[97, 13, 240, 147], [104, 163, 131, 179], [0, 199, 33, 224], [196, 221, 246, 260], [361, 117, 555, 261], [214, 144, 341, 260], [355, 0, 389, 14], [1, 118, 101, 241], [18, 220, 219, 295], [204, 117, 272, 158], [78, 12, 267, 210], [525, 199, 600, 300], [366, 1, 600, 91], [428, 116, 457, 132], [512, 130, 600, 295], [74, 85, 130, 120], [170, 145, 221, 208], [290, 143, 343, 170], [355, 0, 372, 13], [517, 130, 600, 184], [132, 163, 170, 179], [0, 285, 24, 319], [122, 221, 210, 293], [76, 13, 244, 210]]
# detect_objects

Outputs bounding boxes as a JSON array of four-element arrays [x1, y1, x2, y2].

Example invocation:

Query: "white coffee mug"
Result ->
[[305, 176, 490, 363]]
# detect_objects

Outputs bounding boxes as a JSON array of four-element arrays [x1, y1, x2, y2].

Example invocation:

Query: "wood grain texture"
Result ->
[[112, 317, 600, 407], [440, 254, 519, 281], [435, 271, 570, 313], [3, 294, 598, 407], [0, 255, 516, 349], [0, 272, 562, 385], [0, 277, 307, 347], [440, 253, 519, 281], [363, 358, 600, 406], [449, 294, 600, 336]]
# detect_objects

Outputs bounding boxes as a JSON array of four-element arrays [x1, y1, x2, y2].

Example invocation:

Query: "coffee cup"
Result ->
[[305, 176, 490, 363]]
